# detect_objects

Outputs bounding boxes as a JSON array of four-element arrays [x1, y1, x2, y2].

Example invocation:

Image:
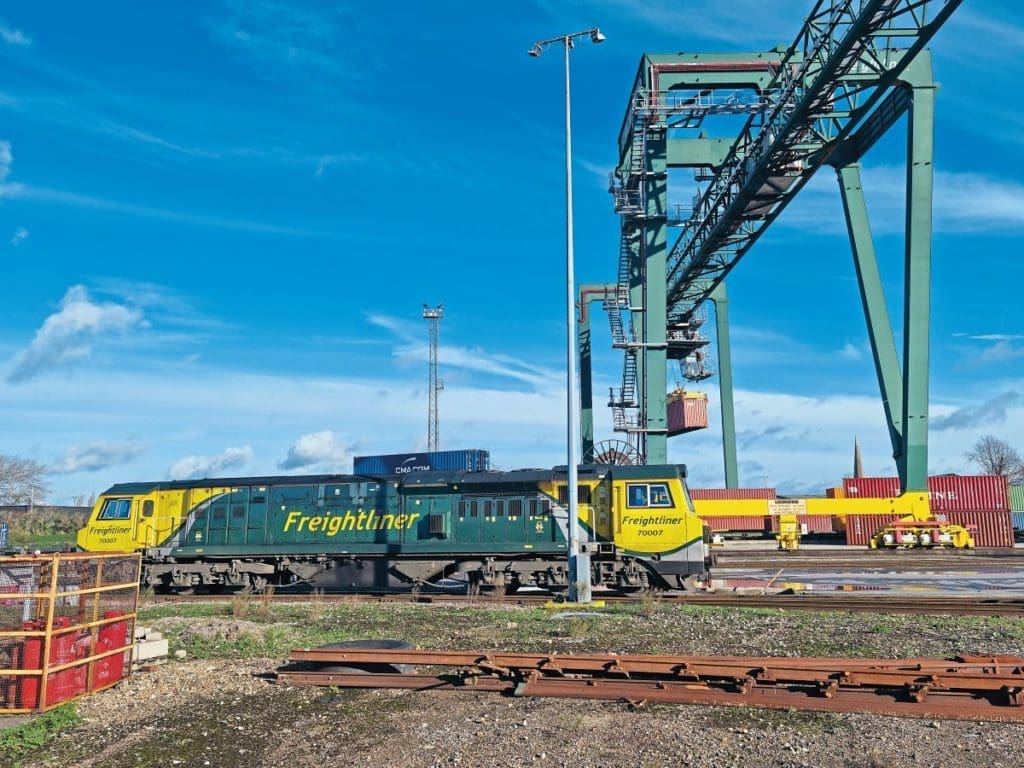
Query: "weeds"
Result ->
[[306, 589, 326, 622], [0, 704, 81, 767]]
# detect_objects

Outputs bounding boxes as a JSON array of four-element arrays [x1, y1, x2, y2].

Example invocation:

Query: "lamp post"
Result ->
[[528, 27, 605, 604]]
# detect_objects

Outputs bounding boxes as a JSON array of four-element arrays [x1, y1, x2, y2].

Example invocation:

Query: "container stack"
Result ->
[[354, 449, 490, 475], [843, 475, 1015, 548], [691, 488, 775, 534], [1011, 484, 1024, 540]]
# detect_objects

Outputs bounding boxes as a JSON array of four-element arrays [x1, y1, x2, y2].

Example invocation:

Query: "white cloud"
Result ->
[[0, 23, 30, 47], [6, 285, 147, 383], [0, 181, 360, 239], [279, 430, 353, 470], [781, 167, 1024, 235], [596, 0, 797, 45], [168, 446, 253, 480], [207, 1, 352, 82], [10, 226, 28, 246], [51, 441, 145, 474], [369, 312, 561, 389], [956, 333, 1024, 342], [931, 391, 1022, 431], [0, 140, 11, 180], [837, 342, 864, 361]]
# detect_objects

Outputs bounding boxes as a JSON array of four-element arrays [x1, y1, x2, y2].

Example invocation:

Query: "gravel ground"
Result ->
[[11, 603, 1024, 768]]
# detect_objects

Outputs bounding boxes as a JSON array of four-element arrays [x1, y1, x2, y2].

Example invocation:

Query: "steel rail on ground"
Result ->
[[278, 648, 1024, 722]]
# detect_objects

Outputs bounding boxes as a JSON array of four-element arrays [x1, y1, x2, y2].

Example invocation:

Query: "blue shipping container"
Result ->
[[0, 522, 7, 549], [1013, 511, 1024, 532], [354, 449, 490, 475]]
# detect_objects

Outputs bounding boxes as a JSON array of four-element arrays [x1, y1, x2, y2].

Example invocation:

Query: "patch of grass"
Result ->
[[0, 704, 81, 767]]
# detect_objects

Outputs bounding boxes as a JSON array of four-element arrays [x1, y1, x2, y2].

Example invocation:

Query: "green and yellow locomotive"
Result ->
[[77, 464, 711, 593]]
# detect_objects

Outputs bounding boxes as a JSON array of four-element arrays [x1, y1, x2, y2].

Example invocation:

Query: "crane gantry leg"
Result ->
[[708, 282, 738, 488], [832, 54, 936, 492]]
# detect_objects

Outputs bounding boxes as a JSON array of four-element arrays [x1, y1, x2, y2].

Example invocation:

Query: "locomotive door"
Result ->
[[480, 499, 505, 544], [182, 489, 207, 547], [206, 491, 229, 546], [454, 498, 480, 543], [247, 486, 268, 545], [400, 486, 450, 543], [525, 497, 556, 546], [226, 487, 249, 545]]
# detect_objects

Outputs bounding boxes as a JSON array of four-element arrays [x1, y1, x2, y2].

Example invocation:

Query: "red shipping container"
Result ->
[[938, 510, 1015, 548], [691, 488, 777, 500], [844, 513, 900, 546], [843, 477, 901, 498], [769, 514, 835, 534], [844, 511, 1014, 547], [667, 391, 708, 436], [842, 475, 1010, 512], [700, 515, 770, 533], [927, 476, 1010, 513]]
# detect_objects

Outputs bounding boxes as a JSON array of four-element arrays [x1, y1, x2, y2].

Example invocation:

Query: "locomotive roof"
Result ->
[[99, 464, 686, 496]]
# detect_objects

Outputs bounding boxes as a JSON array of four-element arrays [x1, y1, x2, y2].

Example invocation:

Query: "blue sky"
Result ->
[[1, 1, 1022, 503]]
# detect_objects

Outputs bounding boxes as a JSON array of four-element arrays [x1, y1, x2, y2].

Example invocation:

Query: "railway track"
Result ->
[[144, 590, 1024, 616], [278, 647, 1024, 722], [714, 548, 1024, 571]]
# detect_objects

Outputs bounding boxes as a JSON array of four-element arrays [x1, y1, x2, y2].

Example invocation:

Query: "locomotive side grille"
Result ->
[[428, 513, 447, 536]]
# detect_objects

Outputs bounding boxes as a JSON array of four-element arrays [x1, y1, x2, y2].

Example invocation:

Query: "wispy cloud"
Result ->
[[955, 333, 1024, 342], [0, 139, 11, 179], [931, 391, 1022, 431], [51, 441, 145, 474], [168, 446, 253, 480], [10, 225, 28, 246], [953, 333, 1024, 368], [207, 1, 354, 83], [781, 167, 1024, 235], [368, 313, 562, 390], [90, 278, 234, 334], [977, 341, 1024, 365], [0, 22, 30, 47], [0, 181, 360, 239], [279, 430, 354, 471], [6, 285, 148, 384], [594, 0, 797, 46]]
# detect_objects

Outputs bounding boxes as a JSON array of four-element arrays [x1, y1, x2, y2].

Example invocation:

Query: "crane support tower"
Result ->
[[593, 0, 963, 499], [423, 304, 444, 452]]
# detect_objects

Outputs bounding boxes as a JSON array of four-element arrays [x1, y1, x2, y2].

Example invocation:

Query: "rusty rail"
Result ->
[[279, 648, 1024, 722]]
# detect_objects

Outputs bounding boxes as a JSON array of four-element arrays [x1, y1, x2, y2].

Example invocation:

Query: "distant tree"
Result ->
[[0, 453, 49, 505], [965, 436, 1023, 482]]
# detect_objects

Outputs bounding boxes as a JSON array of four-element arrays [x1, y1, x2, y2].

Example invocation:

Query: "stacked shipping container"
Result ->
[[840, 474, 1015, 547], [690, 488, 776, 500], [353, 449, 490, 475], [1011, 485, 1024, 537], [842, 475, 1010, 512]]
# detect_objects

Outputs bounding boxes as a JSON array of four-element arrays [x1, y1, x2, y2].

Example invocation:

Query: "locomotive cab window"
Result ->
[[626, 483, 673, 508], [98, 498, 132, 520], [142, 500, 154, 518]]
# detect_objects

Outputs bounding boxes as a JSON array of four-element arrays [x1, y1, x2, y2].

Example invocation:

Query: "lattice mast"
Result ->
[[423, 304, 444, 451]]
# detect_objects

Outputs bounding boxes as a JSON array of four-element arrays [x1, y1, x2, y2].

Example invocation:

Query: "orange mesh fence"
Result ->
[[0, 552, 141, 712]]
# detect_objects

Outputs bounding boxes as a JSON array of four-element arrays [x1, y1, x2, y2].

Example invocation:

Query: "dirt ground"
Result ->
[[8, 602, 1024, 767]]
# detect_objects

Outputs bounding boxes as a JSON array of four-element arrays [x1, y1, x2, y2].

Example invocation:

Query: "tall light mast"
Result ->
[[423, 304, 444, 451]]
